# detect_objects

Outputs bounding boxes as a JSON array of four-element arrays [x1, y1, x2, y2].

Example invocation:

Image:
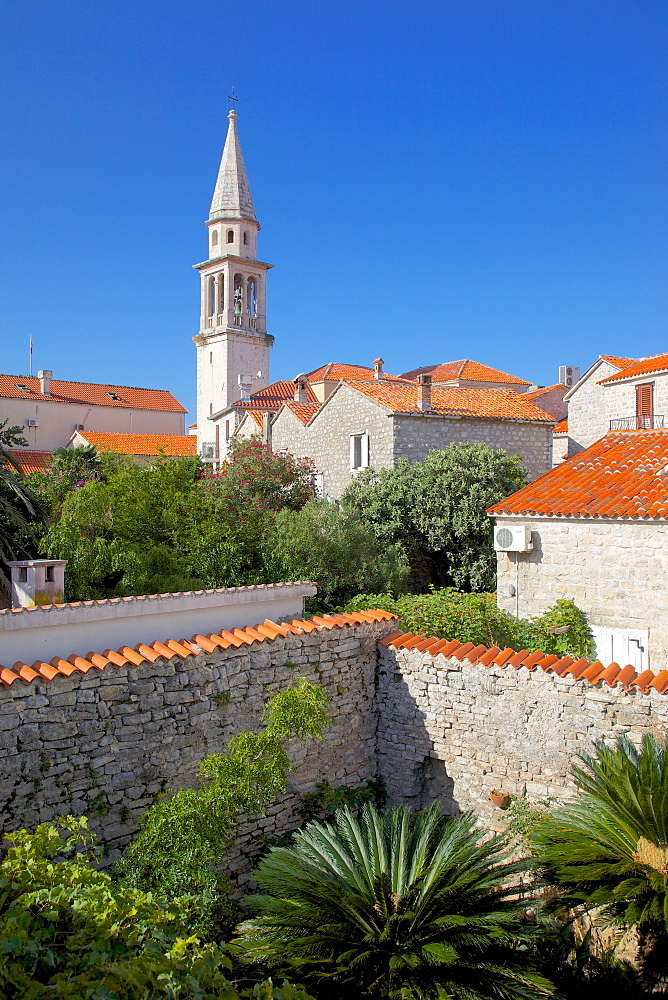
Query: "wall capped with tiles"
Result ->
[[0, 614, 393, 884], [376, 637, 668, 830]]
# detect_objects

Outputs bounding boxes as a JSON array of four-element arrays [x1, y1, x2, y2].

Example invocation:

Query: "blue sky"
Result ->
[[1, 1, 666, 420]]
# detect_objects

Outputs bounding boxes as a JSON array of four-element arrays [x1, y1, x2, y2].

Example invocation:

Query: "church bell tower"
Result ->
[[194, 109, 272, 456]]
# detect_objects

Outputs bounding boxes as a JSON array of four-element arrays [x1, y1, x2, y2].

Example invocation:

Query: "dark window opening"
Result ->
[[227, 230, 234, 243], [19, 567, 28, 582], [45, 566, 55, 582], [243, 231, 248, 245]]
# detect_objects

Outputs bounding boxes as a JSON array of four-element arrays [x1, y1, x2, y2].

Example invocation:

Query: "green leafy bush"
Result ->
[[0, 816, 237, 998], [261, 499, 409, 610], [342, 443, 527, 591], [344, 589, 595, 658]]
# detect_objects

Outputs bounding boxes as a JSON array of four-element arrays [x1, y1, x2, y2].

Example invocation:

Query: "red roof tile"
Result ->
[[553, 419, 568, 434], [283, 400, 321, 425], [599, 353, 668, 384], [79, 432, 196, 457], [8, 450, 53, 474], [307, 362, 410, 383], [348, 381, 554, 422], [0, 375, 186, 412], [525, 384, 565, 400], [488, 430, 668, 519], [383, 632, 665, 694], [599, 355, 639, 371], [400, 360, 530, 385], [235, 380, 319, 409]]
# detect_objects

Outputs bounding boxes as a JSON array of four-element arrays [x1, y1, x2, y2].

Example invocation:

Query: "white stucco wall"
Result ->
[[0, 582, 317, 668], [494, 515, 668, 668]]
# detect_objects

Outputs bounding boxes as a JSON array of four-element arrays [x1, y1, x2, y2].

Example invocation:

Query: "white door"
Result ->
[[591, 626, 648, 672]]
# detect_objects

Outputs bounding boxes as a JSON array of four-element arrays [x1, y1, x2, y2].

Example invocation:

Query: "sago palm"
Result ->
[[236, 802, 554, 999], [532, 733, 668, 990]]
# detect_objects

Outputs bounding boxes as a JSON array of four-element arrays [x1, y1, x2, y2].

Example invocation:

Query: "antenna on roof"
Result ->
[[29, 335, 33, 377]]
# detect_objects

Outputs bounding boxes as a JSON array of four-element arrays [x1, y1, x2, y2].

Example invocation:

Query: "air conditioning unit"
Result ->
[[25, 418, 39, 427], [238, 374, 253, 388], [74, 424, 85, 431], [558, 365, 580, 388], [494, 525, 533, 552]]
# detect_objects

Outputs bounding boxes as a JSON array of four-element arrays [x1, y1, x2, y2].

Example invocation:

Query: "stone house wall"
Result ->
[[393, 414, 553, 482], [0, 618, 391, 884], [376, 642, 668, 831], [494, 516, 668, 668], [272, 383, 554, 499], [271, 383, 395, 499], [566, 359, 622, 454]]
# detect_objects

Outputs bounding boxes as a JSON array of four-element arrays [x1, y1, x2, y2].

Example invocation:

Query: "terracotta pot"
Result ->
[[490, 792, 511, 810]]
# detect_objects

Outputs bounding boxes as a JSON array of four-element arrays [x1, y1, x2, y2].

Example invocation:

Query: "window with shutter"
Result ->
[[636, 383, 653, 428]]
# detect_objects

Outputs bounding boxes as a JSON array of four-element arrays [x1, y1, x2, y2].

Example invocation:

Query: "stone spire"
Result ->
[[209, 109, 257, 223]]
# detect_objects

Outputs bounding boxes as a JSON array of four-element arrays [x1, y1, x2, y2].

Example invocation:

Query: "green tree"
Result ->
[[0, 420, 46, 568], [261, 500, 409, 610], [343, 444, 526, 591], [237, 802, 555, 1000], [532, 734, 668, 992], [121, 678, 331, 931], [0, 816, 314, 999]]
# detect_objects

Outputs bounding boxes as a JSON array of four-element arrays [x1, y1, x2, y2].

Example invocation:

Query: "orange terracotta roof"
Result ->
[[246, 411, 264, 428], [307, 363, 408, 383], [284, 400, 321, 425], [348, 381, 554, 422], [8, 450, 53, 474], [553, 419, 568, 434], [0, 606, 398, 689], [80, 432, 197, 457], [599, 355, 639, 372], [525, 384, 565, 400], [238, 380, 319, 407], [0, 375, 186, 412], [381, 632, 668, 694], [488, 430, 668, 519], [599, 353, 668, 384], [400, 360, 530, 386]]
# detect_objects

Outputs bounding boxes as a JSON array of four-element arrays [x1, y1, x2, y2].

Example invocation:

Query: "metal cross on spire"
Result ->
[[228, 88, 238, 111]]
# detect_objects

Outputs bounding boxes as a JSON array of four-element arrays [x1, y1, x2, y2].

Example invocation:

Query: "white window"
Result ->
[[350, 432, 369, 471], [591, 626, 649, 672]]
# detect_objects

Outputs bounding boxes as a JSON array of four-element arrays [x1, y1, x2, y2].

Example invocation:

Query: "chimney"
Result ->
[[293, 374, 309, 403], [238, 373, 253, 401], [8, 559, 66, 608], [38, 369, 52, 396], [262, 411, 273, 448], [373, 357, 384, 380], [417, 373, 432, 411]]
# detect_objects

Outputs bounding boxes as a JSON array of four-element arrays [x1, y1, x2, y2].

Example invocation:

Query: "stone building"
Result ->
[[489, 428, 668, 671], [271, 375, 555, 499], [0, 371, 187, 473], [559, 352, 668, 457]]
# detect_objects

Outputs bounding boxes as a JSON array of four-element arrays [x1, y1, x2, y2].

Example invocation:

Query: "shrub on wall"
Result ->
[[344, 590, 595, 659]]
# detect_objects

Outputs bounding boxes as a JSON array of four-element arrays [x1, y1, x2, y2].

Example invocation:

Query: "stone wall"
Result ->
[[0, 618, 391, 882], [393, 414, 553, 482], [376, 641, 668, 831], [495, 516, 668, 669]]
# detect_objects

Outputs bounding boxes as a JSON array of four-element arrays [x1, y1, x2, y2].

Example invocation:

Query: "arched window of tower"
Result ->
[[227, 229, 234, 244], [247, 278, 256, 318], [211, 230, 219, 247], [208, 277, 216, 316], [243, 231, 248, 245], [218, 274, 225, 314], [234, 274, 243, 316]]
